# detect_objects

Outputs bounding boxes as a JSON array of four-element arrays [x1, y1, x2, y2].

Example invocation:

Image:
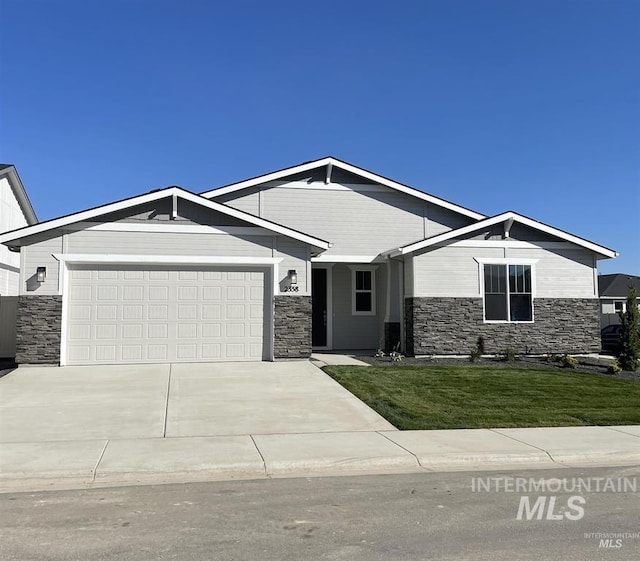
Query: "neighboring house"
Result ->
[[0, 157, 617, 366], [599, 273, 640, 328], [0, 164, 37, 295], [0, 164, 37, 358]]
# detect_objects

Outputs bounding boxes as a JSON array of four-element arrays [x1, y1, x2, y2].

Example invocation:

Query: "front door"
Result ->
[[312, 268, 327, 347]]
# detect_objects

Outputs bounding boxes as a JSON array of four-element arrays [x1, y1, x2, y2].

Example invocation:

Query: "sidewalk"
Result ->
[[2, 425, 639, 493]]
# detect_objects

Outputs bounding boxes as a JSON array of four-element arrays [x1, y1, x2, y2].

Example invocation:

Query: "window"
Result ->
[[352, 269, 375, 315], [484, 264, 532, 322], [614, 301, 625, 314]]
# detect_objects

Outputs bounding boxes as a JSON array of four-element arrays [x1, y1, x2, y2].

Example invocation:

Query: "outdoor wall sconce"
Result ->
[[36, 267, 47, 283], [288, 269, 298, 285]]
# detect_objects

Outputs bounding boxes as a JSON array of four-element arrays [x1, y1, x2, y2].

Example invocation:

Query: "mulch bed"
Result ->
[[356, 353, 640, 382]]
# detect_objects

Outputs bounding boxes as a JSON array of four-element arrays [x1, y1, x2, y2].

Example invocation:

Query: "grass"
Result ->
[[324, 364, 640, 430]]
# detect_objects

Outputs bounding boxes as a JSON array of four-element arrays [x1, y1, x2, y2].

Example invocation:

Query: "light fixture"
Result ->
[[36, 267, 47, 283], [288, 269, 298, 285]]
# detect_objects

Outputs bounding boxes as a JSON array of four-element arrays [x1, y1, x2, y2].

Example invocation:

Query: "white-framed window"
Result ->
[[614, 301, 625, 314], [483, 263, 533, 322], [350, 267, 376, 316]]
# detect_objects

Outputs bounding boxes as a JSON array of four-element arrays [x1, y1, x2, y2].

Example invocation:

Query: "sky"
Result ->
[[1, 0, 638, 274]]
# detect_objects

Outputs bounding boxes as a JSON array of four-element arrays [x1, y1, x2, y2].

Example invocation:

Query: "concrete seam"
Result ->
[[488, 429, 559, 464], [249, 434, 269, 477], [163, 364, 172, 438], [602, 427, 640, 439], [377, 431, 424, 468], [91, 440, 110, 483]]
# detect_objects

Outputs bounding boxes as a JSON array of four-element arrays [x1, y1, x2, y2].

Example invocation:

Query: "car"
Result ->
[[601, 323, 640, 353]]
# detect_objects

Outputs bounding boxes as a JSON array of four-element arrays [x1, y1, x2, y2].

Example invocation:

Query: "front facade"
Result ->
[[0, 158, 616, 365]]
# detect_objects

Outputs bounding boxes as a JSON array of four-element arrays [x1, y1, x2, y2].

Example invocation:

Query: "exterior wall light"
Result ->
[[288, 269, 298, 285], [36, 267, 47, 283]]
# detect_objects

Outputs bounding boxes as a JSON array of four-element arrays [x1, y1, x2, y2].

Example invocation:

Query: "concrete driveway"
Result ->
[[0, 361, 395, 443]]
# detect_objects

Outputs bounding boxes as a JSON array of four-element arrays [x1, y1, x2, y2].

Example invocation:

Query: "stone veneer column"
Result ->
[[15, 295, 63, 365], [405, 297, 600, 355], [273, 295, 312, 358]]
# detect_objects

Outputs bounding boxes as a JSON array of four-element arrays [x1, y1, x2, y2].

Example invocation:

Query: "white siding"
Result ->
[[20, 229, 311, 295], [21, 235, 63, 296], [221, 181, 474, 256], [0, 177, 29, 295], [506, 247, 596, 298], [412, 246, 504, 297], [410, 244, 598, 299]]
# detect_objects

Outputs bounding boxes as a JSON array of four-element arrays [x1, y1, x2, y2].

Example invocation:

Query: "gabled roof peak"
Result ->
[[202, 157, 486, 221]]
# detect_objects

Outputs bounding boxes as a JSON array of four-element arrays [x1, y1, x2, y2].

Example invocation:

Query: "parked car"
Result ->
[[601, 323, 640, 353]]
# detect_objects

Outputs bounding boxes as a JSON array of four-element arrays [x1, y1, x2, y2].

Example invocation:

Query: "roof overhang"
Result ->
[[202, 156, 486, 221], [0, 186, 331, 251], [385, 211, 618, 259], [0, 165, 38, 224]]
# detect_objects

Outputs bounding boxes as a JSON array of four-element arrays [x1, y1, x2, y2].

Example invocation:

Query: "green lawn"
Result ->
[[324, 365, 640, 430]]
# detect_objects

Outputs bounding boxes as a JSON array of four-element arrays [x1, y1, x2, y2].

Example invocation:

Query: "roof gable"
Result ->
[[387, 211, 617, 258], [0, 164, 37, 225], [0, 186, 330, 251], [202, 157, 486, 221]]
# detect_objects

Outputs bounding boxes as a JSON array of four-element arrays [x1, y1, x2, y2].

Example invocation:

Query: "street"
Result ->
[[1, 466, 638, 560]]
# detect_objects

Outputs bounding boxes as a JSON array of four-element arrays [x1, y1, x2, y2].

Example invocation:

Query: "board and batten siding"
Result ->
[[218, 181, 475, 256], [20, 229, 310, 295], [0, 176, 30, 295], [410, 244, 597, 298]]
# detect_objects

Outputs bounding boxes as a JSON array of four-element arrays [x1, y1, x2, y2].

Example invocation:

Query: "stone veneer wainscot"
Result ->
[[405, 297, 600, 355], [273, 295, 312, 358], [15, 295, 63, 364]]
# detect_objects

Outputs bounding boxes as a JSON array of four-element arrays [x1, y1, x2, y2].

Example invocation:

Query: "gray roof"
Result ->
[[599, 274, 640, 298]]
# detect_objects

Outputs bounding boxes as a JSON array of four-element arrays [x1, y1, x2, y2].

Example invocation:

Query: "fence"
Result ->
[[0, 296, 17, 357]]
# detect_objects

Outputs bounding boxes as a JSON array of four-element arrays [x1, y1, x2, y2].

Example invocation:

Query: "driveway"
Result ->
[[0, 361, 395, 443]]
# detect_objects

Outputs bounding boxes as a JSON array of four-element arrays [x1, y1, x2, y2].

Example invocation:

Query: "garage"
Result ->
[[65, 265, 270, 365]]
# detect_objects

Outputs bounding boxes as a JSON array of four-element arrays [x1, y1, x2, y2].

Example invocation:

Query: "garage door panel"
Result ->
[[66, 266, 268, 365]]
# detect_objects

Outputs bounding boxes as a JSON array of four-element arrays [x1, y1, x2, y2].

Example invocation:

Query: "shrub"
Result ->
[[469, 337, 485, 363], [607, 361, 622, 374], [560, 354, 578, 369], [617, 285, 640, 372], [501, 348, 517, 362], [390, 351, 404, 363]]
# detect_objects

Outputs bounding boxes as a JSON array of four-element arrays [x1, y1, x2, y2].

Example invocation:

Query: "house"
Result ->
[[0, 164, 37, 295], [0, 164, 37, 359], [599, 273, 640, 327], [0, 157, 617, 366]]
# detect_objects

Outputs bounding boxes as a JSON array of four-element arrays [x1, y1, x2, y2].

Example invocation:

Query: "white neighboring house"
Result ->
[[0, 164, 37, 295]]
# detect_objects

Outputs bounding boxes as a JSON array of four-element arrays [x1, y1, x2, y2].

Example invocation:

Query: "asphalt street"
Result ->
[[1, 465, 639, 560]]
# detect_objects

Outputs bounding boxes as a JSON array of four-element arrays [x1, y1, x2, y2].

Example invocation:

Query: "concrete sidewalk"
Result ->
[[1, 425, 639, 492], [1, 358, 639, 492]]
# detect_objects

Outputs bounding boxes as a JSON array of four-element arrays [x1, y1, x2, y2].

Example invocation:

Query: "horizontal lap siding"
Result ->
[[412, 247, 504, 297], [21, 235, 63, 296], [505, 247, 596, 298], [258, 186, 424, 255]]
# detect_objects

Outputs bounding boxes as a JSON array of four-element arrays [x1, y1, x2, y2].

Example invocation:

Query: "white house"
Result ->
[[0, 157, 617, 366]]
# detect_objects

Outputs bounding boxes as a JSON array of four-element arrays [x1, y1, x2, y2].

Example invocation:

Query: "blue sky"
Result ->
[[1, 0, 638, 274]]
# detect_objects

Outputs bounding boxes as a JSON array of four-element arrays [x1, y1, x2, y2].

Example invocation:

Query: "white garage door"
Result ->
[[65, 266, 269, 365]]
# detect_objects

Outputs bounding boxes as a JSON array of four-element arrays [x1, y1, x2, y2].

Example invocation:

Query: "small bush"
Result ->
[[390, 351, 404, 363], [501, 348, 517, 362], [560, 354, 578, 369], [476, 337, 486, 355], [607, 361, 622, 374], [469, 348, 482, 363]]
